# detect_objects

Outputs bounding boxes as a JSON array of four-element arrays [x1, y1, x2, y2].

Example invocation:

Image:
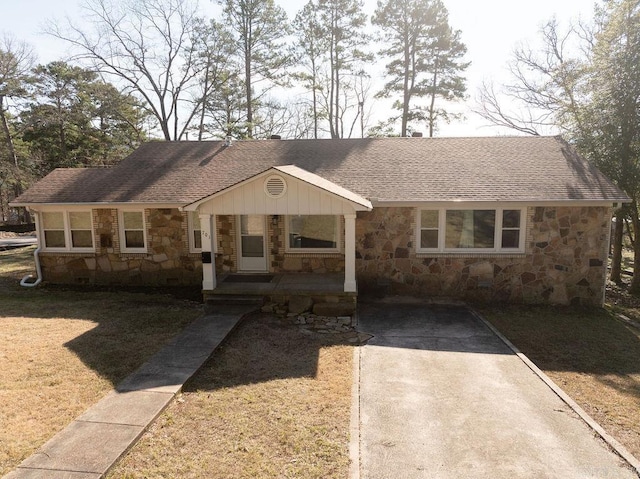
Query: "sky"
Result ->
[[0, 0, 597, 137]]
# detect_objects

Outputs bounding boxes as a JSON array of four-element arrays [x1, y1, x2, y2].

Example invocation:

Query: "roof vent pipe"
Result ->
[[411, 132, 423, 137], [270, 134, 282, 140], [224, 136, 233, 146]]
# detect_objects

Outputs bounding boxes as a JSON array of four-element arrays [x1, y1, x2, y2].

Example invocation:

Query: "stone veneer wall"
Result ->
[[355, 206, 611, 306], [214, 215, 346, 274], [39, 208, 202, 285], [269, 215, 345, 273]]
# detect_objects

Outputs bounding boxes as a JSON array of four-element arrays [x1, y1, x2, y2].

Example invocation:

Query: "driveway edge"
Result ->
[[471, 309, 640, 477], [348, 312, 361, 479]]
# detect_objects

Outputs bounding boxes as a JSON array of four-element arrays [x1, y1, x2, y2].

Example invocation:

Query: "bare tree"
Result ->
[[0, 34, 36, 222], [47, 0, 205, 140], [0, 34, 35, 167], [474, 19, 588, 137]]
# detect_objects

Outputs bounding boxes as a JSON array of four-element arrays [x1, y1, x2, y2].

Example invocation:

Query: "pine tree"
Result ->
[[373, 0, 468, 137]]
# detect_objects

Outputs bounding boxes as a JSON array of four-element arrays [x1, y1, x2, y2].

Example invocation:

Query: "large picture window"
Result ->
[[286, 215, 339, 252], [119, 210, 147, 253], [418, 207, 524, 253], [41, 211, 94, 251]]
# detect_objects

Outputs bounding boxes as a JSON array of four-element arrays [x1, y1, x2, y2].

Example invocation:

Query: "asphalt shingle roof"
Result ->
[[13, 136, 629, 205]]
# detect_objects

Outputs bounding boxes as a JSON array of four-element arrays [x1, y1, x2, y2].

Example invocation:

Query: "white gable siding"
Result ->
[[198, 172, 360, 215]]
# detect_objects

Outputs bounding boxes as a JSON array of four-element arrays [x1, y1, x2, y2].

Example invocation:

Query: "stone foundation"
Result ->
[[40, 208, 202, 286], [355, 206, 611, 306]]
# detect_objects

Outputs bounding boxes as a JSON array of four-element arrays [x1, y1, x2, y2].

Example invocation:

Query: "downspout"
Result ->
[[20, 210, 42, 287], [20, 244, 42, 287]]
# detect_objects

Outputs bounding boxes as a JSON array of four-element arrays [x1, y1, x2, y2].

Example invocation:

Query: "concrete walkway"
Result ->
[[355, 300, 639, 479], [5, 304, 255, 479]]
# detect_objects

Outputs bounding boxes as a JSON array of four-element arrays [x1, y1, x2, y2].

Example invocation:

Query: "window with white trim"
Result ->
[[119, 210, 147, 253], [188, 212, 202, 252], [41, 211, 94, 251], [417, 208, 525, 253], [286, 215, 340, 252]]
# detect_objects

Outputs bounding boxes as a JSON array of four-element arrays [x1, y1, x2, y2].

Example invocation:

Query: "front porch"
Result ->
[[184, 165, 373, 304], [204, 273, 357, 316]]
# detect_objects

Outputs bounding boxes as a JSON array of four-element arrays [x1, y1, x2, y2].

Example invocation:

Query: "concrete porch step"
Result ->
[[205, 295, 264, 312]]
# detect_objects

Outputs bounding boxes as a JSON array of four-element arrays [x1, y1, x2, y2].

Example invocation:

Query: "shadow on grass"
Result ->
[[481, 305, 640, 392], [0, 285, 200, 387], [182, 311, 353, 393]]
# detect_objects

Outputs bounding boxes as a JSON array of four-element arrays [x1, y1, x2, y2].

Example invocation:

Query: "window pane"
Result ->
[[42, 212, 64, 229], [503, 210, 521, 228], [420, 230, 438, 249], [474, 210, 495, 248], [191, 212, 201, 230], [123, 211, 144, 230], [241, 215, 263, 235], [44, 230, 66, 248], [420, 210, 438, 229], [125, 230, 145, 248], [289, 215, 337, 249], [241, 235, 264, 257], [445, 210, 495, 248], [72, 230, 93, 248], [69, 212, 92, 229], [501, 230, 520, 248], [193, 230, 202, 249]]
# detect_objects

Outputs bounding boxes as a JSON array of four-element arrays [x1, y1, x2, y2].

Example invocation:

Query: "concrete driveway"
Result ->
[[355, 300, 638, 479]]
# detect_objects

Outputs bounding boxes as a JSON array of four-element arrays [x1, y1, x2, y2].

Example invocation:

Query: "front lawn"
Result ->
[[0, 247, 202, 476], [481, 305, 640, 460], [108, 312, 354, 479]]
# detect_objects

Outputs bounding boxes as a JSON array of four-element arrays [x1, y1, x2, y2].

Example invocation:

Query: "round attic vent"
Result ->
[[264, 174, 287, 198]]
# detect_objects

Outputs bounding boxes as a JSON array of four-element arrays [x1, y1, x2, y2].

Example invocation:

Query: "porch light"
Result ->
[[272, 215, 279, 226]]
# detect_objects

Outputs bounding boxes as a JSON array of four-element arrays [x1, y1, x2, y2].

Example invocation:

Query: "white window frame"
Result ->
[[416, 207, 526, 254], [285, 215, 341, 253], [188, 211, 203, 253], [118, 209, 147, 253], [40, 210, 95, 252]]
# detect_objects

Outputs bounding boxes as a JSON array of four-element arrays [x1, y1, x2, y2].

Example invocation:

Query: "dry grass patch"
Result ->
[[481, 305, 640, 460], [0, 247, 202, 476], [109, 312, 354, 479]]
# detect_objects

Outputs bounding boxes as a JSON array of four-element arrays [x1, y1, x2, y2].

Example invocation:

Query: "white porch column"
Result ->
[[344, 213, 357, 292], [200, 214, 216, 290]]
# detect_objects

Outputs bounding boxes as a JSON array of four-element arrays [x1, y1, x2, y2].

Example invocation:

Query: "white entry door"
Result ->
[[237, 215, 268, 272]]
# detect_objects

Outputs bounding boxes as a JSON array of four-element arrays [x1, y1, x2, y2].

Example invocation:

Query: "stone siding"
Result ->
[[40, 208, 202, 285], [214, 215, 346, 274], [269, 215, 345, 273], [355, 206, 611, 306]]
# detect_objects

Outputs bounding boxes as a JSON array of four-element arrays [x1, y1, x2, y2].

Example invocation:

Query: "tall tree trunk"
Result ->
[[245, 60, 253, 138], [312, 58, 318, 139], [401, 32, 410, 137], [629, 203, 640, 295], [0, 96, 18, 167], [610, 209, 624, 284], [428, 62, 438, 138]]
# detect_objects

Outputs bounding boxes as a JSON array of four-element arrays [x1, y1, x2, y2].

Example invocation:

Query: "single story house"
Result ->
[[11, 136, 629, 307]]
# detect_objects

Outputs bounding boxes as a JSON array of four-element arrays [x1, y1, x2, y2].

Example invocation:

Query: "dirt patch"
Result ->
[[108, 312, 354, 479]]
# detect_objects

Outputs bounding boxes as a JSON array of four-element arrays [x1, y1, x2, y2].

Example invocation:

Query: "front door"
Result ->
[[237, 215, 268, 272]]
